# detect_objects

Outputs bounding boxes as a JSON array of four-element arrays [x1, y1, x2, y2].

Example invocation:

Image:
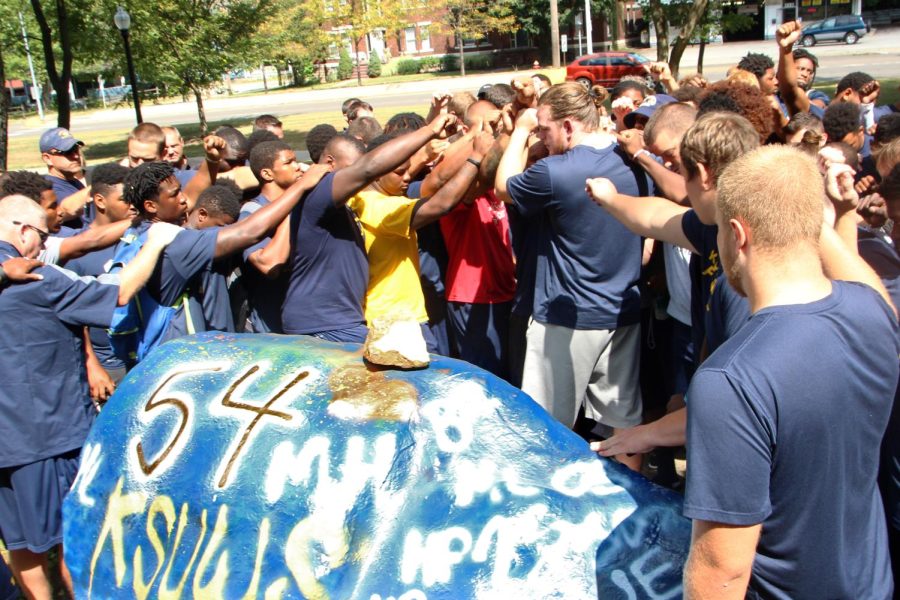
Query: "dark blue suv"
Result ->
[[800, 15, 868, 46]]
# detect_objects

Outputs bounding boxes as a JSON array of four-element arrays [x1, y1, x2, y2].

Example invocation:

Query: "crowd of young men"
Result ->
[[1, 25, 899, 598]]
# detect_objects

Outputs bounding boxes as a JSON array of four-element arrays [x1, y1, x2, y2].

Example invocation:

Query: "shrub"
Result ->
[[397, 59, 420, 76], [464, 54, 494, 71], [337, 47, 354, 80], [367, 53, 382, 78], [442, 54, 459, 71], [419, 56, 442, 72]]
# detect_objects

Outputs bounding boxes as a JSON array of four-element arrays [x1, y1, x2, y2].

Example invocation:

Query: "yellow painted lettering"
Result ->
[[192, 505, 231, 599], [133, 495, 176, 600], [241, 518, 272, 600], [158, 504, 207, 600], [88, 478, 148, 598], [285, 517, 349, 600]]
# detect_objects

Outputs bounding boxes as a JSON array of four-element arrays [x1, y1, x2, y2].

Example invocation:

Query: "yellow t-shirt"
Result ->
[[348, 189, 428, 324]]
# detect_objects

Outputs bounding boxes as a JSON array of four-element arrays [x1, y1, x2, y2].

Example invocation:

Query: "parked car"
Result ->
[[565, 52, 650, 88], [800, 15, 868, 46]]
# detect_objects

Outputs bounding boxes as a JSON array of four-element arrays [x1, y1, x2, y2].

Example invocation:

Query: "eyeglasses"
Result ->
[[48, 147, 81, 157], [12, 221, 50, 244]]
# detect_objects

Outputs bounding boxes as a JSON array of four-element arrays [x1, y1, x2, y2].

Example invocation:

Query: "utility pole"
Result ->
[[550, 0, 560, 67], [19, 12, 44, 121]]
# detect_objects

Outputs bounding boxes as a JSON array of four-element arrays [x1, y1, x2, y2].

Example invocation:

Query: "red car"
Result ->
[[565, 52, 650, 88]]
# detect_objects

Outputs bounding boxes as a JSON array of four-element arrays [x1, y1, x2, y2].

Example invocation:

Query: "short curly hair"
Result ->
[[196, 181, 242, 222], [792, 48, 818, 69], [0, 171, 53, 203], [737, 53, 774, 79], [384, 112, 426, 134], [836, 71, 874, 95], [89, 162, 130, 198], [305, 124, 338, 164], [123, 161, 175, 212], [823, 102, 862, 143], [698, 81, 775, 143], [874, 113, 900, 146]]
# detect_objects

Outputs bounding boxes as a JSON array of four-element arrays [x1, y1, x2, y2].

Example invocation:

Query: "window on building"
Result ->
[[405, 27, 417, 53], [419, 24, 432, 51]]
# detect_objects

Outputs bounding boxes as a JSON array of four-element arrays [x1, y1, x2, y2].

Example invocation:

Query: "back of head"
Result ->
[[644, 102, 698, 147], [249, 140, 293, 182], [736, 53, 774, 79], [680, 112, 760, 182], [0, 195, 45, 227], [306, 124, 339, 163], [785, 111, 824, 137], [0, 170, 52, 203], [448, 92, 477, 119], [124, 161, 175, 211], [836, 71, 874, 96], [384, 112, 426, 135], [823, 102, 861, 143], [253, 114, 282, 131], [90, 162, 130, 197], [874, 113, 900, 147], [824, 141, 859, 171], [785, 112, 825, 156], [881, 163, 900, 204], [484, 83, 516, 109], [538, 82, 601, 131], [717, 145, 823, 252], [214, 126, 250, 164], [342, 97, 363, 116], [347, 101, 374, 123], [247, 129, 281, 154], [366, 131, 402, 153], [321, 133, 366, 165], [699, 81, 774, 143], [196, 181, 242, 222], [876, 138, 900, 177], [726, 69, 760, 89], [347, 116, 384, 145]]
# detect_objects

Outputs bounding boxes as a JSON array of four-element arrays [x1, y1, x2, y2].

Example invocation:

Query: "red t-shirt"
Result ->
[[440, 190, 516, 303]]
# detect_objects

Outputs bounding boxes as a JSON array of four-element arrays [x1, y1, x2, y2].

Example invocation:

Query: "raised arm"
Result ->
[[776, 22, 810, 116], [331, 115, 454, 206], [58, 218, 134, 263], [116, 222, 181, 305], [212, 164, 328, 259], [418, 127, 479, 198], [410, 130, 494, 230], [246, 213, 292, 278], [57, 187, 91, 223], [586, 178, 697, 253], [183, 136, 224, 212], [495, 109, 537, 203]]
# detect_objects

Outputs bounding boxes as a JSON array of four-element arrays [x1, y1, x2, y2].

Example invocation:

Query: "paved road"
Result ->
[[9, 28, 900, 138]]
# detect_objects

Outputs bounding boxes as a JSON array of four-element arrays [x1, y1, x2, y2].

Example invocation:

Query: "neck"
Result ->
[[570, 129, 615, 150], [48, 167, 69, 180], [744, 243, 832, 314], [260, 182, 284, 200]]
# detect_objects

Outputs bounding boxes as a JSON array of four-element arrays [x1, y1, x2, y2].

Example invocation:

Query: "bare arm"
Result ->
[[331, 115, 453, 206], [617, 130, 689, 202], [494, 109, 537, 203], [592, 407, 687, 456], [684, 521, 761, 600], [586, 178, 697, 253], [83, 326, 114, 403], [116, 222, 181, 305], [183, 136, 225, 212], [217, 166, 260, 190], [246, 214, 292, 278], [213, 165, 328, 260], [57, 187, 90, 223], [776, 22, 810, 116], [419, 129, 478, 198], [59, 218, 134, 262], [410, 131, 494, 230]]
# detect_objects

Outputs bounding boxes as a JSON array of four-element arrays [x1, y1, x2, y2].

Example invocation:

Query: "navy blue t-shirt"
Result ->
[[0, 241, 119, 468], [198, 254, 236, 333], [685, 281, 898, 599], [282, 172, 368, 334], [681, 209, 720, 357], [66, 244, 126, 371], [239, 195, 289, 333], [508, 206, 539, 318], [44, 174, 83, 202], [506, 144, 650, 329], [705, 273, 751, 354]]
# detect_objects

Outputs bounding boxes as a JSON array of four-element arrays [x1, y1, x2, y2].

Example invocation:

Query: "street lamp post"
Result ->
[[114, 6, 142, 124], [575, 13, 583, 57]]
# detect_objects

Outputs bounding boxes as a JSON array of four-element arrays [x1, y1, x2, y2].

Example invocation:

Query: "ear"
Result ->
[[93, 193, 107, 213], [196, 207, 209, 224], [562, 118, 576, 138], [143, 198, 158, 216], [729, 218, 749, 251], [260, 166, 275, 183], [41, 152, 52, 167], [697, 162, 715, 191]]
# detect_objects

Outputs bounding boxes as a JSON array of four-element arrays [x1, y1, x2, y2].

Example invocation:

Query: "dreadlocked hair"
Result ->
[[123, 161, 175, 212]]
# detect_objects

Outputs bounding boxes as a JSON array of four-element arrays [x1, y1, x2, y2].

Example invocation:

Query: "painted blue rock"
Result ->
[[64, 333, 691, 599]]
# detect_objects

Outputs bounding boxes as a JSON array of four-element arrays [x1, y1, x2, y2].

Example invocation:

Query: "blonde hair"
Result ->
[[717, 145, 823, 252], [680, 112, 759, 182], [538, 82, 602, 131], [726, 69, 760, 89], [875, 138, 900, 175]]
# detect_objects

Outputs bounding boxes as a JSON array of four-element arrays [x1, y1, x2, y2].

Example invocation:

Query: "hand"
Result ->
[[429, 113, 456, 138], [645, 61, 672, 81], [300, 163, 330, 186], [615, 129, 645, 157], [472, 129, 495, 157], [2, 257, 43, 282], [146, 221, 182, 247], [855, 174, 877, 197], [431, 92, 451, 113], [679, 73, 707, 89], [860, 79, 881, 104], [776, 20, 803, 49], [498, 105, 516, 135], [817, 145, 846, 174], [858, 192, 888, 229], [590, 425, 655, 457], [586, 177, 618, 206], [514, 108, 539, 133], [86, 358, 115, 403], [511, 77, 538, 109], [425, 138, 450, 162], [203, 135, 227, 163], [824, 163, 859, 214]]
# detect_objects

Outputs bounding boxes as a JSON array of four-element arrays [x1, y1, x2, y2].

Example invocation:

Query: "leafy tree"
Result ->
[[324, 0, 408, 86], [256, 0, 331, 86], [638, 0, 716, 77], [439, 0, 517, 77], [337, 46, 353, 80], [367, 51, 381, 78]]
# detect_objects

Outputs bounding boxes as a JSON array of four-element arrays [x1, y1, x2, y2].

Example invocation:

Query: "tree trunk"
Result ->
[[30, 0, 73, 129], [550, 0, 560, 67], [697, 39, 706, 73], [611, 1, 620, 50], [0, 44, 9, 172], [667, 0, 709, 79], [193, 86, 208, 136], [356, 36, 363, 87], [261, 63, 268, 91], [458, 34, 465, 77]]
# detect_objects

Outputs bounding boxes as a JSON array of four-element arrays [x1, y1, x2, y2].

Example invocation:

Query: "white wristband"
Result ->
[[632, 149, 652, 161]]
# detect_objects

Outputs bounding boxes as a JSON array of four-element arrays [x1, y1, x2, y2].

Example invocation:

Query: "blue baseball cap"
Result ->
[[39, 127, 84, 153], [623, 94, 677, 130]]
